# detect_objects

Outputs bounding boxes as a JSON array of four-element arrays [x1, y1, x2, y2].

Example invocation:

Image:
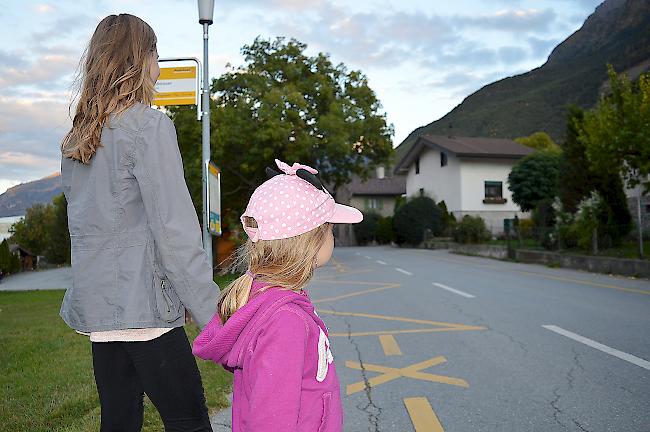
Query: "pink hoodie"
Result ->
[[192, 279, 343, 431]]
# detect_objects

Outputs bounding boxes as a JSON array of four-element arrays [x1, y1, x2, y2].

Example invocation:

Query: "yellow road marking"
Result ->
[[345, 356, 468, 395], [317, 309, 486, 337], [404, 397, 445, 432], [379, 334, 402, 356], [318, 310, 479, 326], [515, 270, 650, 295], [317, 268, 375, 277], [329, 327, 485, 337], [329, 257, 348, 273], [313, 283, 401, 304], [313, 279, 391, 285]]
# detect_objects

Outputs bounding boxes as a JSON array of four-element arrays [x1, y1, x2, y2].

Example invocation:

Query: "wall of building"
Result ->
[[456, 158, 527, 233], [405, 147, 462, 211], [459, 158, 520, 212], [350, 196, 397, 217]]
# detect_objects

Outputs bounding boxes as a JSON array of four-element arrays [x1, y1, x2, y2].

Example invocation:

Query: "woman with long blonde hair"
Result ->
[[60, 14, 217, 431], [193, 159, 363, 431]]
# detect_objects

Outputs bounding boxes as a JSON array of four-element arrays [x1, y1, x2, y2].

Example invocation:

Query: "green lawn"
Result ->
[[0, 273, 238, 432]]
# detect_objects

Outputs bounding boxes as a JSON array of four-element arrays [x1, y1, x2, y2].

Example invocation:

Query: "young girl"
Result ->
[[60, 14, 217, 431], [193, 159, 363, 431]]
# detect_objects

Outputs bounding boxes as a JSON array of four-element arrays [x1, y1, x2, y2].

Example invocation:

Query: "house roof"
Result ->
[[9, 243, 35, 256], [346, 175, 406, 196], [394, 134, 534, 173]]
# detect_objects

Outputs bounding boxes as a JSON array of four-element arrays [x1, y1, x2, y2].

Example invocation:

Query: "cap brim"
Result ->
[[328, 203, 363, 224]]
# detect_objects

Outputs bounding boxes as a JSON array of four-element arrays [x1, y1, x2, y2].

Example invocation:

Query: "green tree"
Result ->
[[508, 151, 562, 212], [558, 106, 594, 213], [515, 131, 561, 153], [557, 101, 632, 246], [9, 204, 51, 255], [171, 37, 394, 226], [8, 194, 71, 265], [44, 193, 71, 264], [581, 66, 650, 193]]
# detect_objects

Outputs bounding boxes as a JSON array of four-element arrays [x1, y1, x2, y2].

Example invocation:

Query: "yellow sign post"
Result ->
[[154, 66, 198, 106], [207, 162, 222, 236]]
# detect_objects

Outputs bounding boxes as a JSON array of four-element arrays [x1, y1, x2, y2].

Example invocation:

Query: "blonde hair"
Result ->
[[61, 14, 158, 163], [218, 221, 332, 323]]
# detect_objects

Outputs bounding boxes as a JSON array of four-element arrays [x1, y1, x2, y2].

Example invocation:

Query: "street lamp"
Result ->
[[198, 0, 215, 264]]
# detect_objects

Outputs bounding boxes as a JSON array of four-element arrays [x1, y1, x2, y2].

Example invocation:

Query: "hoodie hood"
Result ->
[[192, 280, 323, 369]]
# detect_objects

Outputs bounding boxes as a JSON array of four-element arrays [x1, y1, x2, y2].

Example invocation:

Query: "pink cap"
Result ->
[[241, 159, 363, 242]]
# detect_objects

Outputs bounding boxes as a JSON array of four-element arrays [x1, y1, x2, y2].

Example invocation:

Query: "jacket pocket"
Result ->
[[152, 272, 183, 322], [318, 392, 332, 432]]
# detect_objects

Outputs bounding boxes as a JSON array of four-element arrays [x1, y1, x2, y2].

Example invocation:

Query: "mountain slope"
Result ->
[[0, 173, 63, 217], [396, 0, 650, 162]]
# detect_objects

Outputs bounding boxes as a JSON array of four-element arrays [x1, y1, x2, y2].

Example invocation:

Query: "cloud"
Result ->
[[527, 36, 561, 59], [30, 14, 96, 43], [0, 49, 78, 91], [0, 151, 57, 167], [259, 3, 557, 73], [452, 8, 557, 33], [33, 3, 57, 14], [0, 96, 70, 175]]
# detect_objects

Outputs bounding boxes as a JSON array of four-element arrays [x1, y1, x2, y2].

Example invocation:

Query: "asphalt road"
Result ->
[[302, 246, 650, 432], [7, 250, 645, 431]]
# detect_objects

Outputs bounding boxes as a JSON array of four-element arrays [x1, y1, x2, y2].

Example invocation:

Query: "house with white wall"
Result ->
[[335, 166, 406, 245], [394, 135, 534, 233]]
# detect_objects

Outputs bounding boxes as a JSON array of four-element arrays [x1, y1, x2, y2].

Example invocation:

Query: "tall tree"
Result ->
[[581, 66, 650, 193], [45, 193, 71, 264], [558, 106, 594, 213], [171, 37, 394, 227], [558, 101, 632, 245], [9, 204, 51, 255]]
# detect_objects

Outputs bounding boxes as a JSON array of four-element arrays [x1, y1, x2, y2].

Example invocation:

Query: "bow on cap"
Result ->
[[275, 159, 318, 175]]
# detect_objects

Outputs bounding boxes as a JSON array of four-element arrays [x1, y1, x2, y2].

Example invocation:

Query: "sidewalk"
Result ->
[[0, 266, 71, 291], [210, 393, 233, 431]]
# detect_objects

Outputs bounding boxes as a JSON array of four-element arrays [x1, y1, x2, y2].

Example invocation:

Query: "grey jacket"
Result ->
[[60, 103, 219, 332]]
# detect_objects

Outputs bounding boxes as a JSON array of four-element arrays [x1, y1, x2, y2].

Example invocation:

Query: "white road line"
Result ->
[[376, 260, 386, 265], [395, 267, 412, 276], [432, 282, 475, 298], [543, 325, 650, 371], [364, 256, 372, 259]]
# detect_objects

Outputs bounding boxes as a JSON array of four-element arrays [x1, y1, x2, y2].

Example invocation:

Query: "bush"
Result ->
[[353, 212, 381, 245], [436, 200, 456, 236], [452, 215, 490, 244], [533, 198, 559, 249], [517, 218, 535, 239], [376, 217, 394, 244], [0, 239, 20, 275], [393, 197, 443, 245]]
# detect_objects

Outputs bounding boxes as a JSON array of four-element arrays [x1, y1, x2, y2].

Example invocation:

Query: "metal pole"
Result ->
[[638, 190, 644, 259], [201, 22, 212, 264]]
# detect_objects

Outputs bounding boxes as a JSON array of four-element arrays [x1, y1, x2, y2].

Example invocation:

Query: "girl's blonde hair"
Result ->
[[61, 14, 158, 163], [218, 220, 332, 323]]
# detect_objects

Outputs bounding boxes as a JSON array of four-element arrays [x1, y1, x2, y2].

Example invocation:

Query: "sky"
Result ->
[[0, 0, 604, 195]]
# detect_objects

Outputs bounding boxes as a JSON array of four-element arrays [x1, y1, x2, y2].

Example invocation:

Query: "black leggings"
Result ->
[[92, 327, 213, 432]]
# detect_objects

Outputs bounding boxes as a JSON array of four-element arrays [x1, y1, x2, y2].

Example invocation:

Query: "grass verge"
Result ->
[[0, 280, 236, 432]]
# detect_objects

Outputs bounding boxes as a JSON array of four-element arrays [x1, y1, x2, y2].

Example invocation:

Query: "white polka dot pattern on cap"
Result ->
[[240, 161, 339, 241]]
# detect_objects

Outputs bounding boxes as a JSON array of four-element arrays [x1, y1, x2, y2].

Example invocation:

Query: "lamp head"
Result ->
[[198, 0, 215, 25]]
